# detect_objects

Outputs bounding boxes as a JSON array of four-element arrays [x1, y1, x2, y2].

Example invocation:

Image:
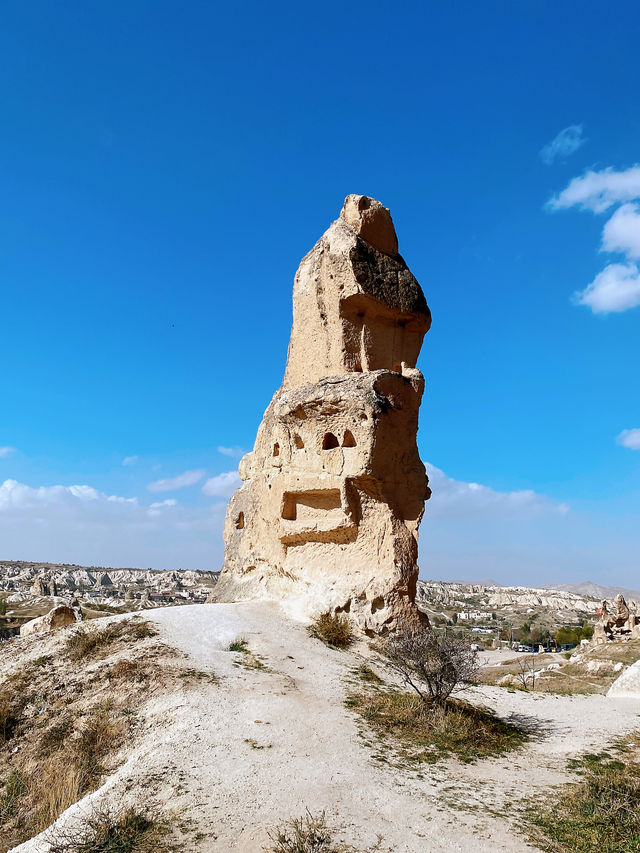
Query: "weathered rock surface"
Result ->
[[608, 659, 640, 698], [30, 577, 46, 596], [593, 593, 640, 644], [214, 195, 431, 633], [19, 604, 79, 637]]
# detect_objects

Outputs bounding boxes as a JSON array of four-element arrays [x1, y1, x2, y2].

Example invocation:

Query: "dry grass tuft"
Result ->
[[0, 769, 27, 823], [64, 620, 158, 662], [346, 688, 527, 764], [267, 810, 350, 853], [48, 806, 174, 853], [109, 659, 147, 682], [29, 704, 129, 833], [308, 613, 352, 649], [525, 733, 640, 853], [355, 664, 383, 685], [0, 618, 192, 852], [228, 638, 269, 671]]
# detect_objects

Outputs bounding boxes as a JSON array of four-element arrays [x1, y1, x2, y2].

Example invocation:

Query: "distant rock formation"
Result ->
[[593, 594, 640, 643], [31, 577, 46, 596], [19, 604, 79, 637], [214, 195, 431, 634]]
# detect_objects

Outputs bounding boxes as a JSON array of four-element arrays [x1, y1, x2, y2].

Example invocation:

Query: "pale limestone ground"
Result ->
[[11, 603, 640, 853]]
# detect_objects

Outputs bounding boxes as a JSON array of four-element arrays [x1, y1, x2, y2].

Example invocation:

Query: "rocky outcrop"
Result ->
[[19, 604, 79, 637], [214, 195, 431, 634], [31, 577, 46, 596], [593, 594, 640, 644], [607, 659, 640, 698]]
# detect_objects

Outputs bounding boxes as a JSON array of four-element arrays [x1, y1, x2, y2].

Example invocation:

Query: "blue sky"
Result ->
[[1, 2, 639, 585]]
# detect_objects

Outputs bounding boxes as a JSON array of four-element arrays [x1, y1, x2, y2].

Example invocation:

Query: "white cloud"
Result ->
[[425, 464, 569, 521], [202, 471, 241, 498], [0, 477, 228, 570], [601, 203, 640, 259], [0, 447, 17, 458], [122, 455, 139, 467], [147, 469, 205, 493], [548, 166, 640, 313], [616, 429, 640, 450], [573, 262, 640, 314], [148, 499, 178, 517], [0, 479, 137, 513], [549, 165, 640, 213], [217, 445, 246, 458], [539, 124, 585, 165]]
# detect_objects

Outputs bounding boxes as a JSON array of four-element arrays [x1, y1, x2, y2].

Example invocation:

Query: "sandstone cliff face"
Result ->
[[214, 195, 431, 633]]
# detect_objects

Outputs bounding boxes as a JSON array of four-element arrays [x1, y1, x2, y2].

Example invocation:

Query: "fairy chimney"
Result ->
[[213, 195, 431, 634]]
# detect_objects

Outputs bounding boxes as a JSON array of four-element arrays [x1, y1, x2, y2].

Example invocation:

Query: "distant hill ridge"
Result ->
[[545, 580, 640, 602]]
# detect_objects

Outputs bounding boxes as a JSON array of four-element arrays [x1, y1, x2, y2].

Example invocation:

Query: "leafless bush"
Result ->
[[514, 656, 538, 691], [379, 628, 479, 704]]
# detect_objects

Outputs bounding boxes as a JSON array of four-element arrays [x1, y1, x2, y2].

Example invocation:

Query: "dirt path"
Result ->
[[11, 603, 640, 853]]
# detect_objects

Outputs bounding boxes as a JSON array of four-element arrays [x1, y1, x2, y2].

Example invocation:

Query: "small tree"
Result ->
[[514, 655, 538, 691], [380, 628, 479, 705]]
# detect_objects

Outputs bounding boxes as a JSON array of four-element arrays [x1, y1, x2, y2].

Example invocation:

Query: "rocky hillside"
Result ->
[[3, 602, 639, 853], [0, 561, 219, 637], [0, 560, 218, 593], [416, 579, 613, 614], [413, 579, 640, 644]]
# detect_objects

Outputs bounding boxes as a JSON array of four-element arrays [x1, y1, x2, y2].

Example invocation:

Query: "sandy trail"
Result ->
[[12, 603, 640, 853]]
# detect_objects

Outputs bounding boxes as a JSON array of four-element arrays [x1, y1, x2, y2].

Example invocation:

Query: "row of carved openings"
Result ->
[[273, 430, 357, 457]]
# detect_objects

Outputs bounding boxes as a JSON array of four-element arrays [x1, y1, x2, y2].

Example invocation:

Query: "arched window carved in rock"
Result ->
[[322, 432, 339, 450], [273, 443, 280, 457], [294, 434, 304, 449], [342, 430, 356, 447]]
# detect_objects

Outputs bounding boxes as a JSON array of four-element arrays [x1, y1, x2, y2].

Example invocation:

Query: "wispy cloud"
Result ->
[[202, 471, 241, 498], [0, 479, 137, 511], [217, 445, 246, 458], [539, 124, 585, 165], [549, 165, 640, 313], [0, 447, 17, 458], [0, 478, 227, 570], [122, 455, 139, 467], [616, 429, 640, 450], [147, 469, 205, 493], [148, 498, 178, 517], [549, 165, 640, 213], [425, 464, 569, 521]]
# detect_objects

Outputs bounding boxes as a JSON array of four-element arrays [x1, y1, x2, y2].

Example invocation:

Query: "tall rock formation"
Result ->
[[214, 195, 431, 633]]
